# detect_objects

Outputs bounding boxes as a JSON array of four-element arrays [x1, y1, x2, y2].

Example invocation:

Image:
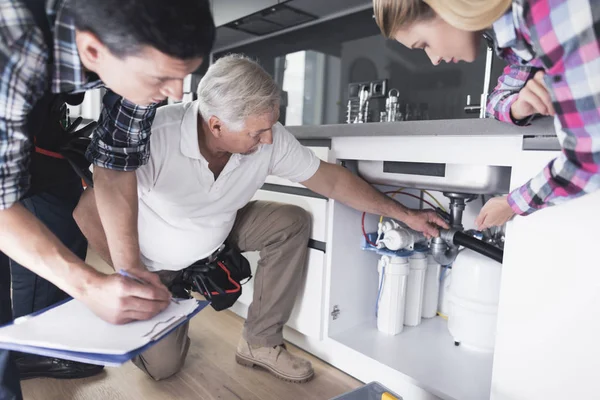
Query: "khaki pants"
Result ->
[[133, 201, 311, 380]]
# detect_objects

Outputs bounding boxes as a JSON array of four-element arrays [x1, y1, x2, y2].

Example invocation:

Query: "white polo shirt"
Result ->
[[136, 101, 320, 271]]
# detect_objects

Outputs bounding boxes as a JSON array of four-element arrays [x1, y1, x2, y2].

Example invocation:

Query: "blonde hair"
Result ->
[[373, 0, 434, 38], [373, 0, 512, 35]]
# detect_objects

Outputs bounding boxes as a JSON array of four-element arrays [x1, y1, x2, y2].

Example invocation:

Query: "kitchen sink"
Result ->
[[357, 160, 511, 194]]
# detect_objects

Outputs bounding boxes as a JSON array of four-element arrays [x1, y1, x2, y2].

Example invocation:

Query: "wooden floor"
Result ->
[[21, 251, 361, 400]]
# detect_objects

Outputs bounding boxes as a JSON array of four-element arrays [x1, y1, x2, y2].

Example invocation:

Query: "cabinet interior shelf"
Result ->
[[329, 317, 494, 400]]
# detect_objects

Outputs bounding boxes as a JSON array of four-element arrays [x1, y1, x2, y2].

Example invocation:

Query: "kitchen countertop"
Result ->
[[287, 117, 560, 151], [287, 117, 556, 139]]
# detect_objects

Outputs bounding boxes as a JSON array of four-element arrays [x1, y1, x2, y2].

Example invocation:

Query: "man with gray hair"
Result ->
[[74, 54, 447, 382]]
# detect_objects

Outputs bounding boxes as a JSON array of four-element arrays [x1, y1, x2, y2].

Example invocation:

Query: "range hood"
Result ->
[[212, 0, 372, 52], [225, 3, 317, 36]]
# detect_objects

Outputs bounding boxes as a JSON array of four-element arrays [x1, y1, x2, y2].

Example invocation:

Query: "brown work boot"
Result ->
[[235, 339, 314, 383]]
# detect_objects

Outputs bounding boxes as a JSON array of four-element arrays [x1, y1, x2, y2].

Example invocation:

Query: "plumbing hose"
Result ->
[[453, 231, 503, 264]]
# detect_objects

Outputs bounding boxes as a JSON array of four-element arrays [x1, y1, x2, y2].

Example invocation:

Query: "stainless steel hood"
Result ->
[[212, 0, 372, 52], [224, 3, 317, 36]]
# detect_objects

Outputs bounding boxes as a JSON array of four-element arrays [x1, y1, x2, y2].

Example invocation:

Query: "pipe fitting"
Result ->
[[435, 228, 504, 264], [440, 228, 458, 245], [431, 236, 459, 265]]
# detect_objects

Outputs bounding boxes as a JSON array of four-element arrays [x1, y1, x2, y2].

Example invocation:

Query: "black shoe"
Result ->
[[16, 354, 104, 380]]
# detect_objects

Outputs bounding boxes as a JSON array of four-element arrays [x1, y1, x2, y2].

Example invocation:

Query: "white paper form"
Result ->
[[0, 298, 199, 355]]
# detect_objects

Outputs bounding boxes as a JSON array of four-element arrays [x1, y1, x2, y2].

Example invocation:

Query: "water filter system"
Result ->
[[376, 219, 426, 251], [364, 215, 502, 351], [364, 228, 441, 336]]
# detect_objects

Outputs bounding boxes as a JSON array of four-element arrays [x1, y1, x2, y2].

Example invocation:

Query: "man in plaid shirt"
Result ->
[[0, 0, 214, 397], [476, 0, 600, 228]]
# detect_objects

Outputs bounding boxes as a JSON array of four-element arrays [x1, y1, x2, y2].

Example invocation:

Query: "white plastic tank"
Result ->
[[405, 249, 427, 327], [447, 248, 503, 352], [377, 255, 410, 335], [422, 254, 441, 319]]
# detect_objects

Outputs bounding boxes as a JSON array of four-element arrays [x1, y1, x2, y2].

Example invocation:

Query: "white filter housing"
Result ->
[[448, 249, 503, 352], [377, 256, 410, 335], [422, 255, 441, 319], [404, 252, 427, 327], [438, 267, 452, 316]]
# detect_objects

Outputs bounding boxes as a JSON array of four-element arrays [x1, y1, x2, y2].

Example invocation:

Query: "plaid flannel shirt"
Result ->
[[486, 0, 600, 215], [0, 0, 157, 210]]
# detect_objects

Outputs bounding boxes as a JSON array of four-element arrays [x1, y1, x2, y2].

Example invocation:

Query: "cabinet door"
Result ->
[[251, 189, 328, 242], [287, 248, 326, 339], [239, 248, 326, 339]]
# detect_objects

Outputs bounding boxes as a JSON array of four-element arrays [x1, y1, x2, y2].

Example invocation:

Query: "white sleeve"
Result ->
[[136, 127, 164, 196], [269, 124, 320, 183]]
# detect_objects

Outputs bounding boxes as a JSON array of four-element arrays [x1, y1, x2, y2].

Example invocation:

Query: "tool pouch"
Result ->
[[181, 243, 252, 311]]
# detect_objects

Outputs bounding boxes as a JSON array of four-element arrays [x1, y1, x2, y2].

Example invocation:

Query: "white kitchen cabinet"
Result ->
[[287, 248, 326, 339], [490, 152, 600, 400], [250, 119, 599, 400], [251, 189, 329, 243], [235, 248, 326, 339]]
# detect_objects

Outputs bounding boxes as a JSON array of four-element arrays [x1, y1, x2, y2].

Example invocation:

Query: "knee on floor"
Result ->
[[141, 356, 185, 381]]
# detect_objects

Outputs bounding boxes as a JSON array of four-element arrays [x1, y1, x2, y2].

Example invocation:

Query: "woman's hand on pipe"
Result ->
[[476, 196, 515, 231]]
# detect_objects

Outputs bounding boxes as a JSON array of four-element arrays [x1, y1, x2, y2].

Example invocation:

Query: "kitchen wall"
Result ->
[[72, 7, 509, 125], [339, 34, 507, 121], [214, 8, 508, 125]]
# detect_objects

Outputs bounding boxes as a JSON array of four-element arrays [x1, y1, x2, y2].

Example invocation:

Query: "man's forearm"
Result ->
[[0, 204, 99, 299], [93, 167, 142, 270], [328, 165, 412, 222]]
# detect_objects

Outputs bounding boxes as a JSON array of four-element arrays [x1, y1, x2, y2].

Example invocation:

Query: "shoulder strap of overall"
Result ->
[[21, 0, 54, 61]]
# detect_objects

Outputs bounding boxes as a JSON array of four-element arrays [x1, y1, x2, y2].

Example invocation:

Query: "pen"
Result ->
[[118, 269, 179, 304]]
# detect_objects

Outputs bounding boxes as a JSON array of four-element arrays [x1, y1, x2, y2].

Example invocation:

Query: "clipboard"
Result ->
[[0, 298, 209, 367]]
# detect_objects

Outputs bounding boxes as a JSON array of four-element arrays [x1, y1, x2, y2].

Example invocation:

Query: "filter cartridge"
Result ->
[[405, 250, 427, 326], [422, 254, 441, 319], [377, 255, 410, 335]]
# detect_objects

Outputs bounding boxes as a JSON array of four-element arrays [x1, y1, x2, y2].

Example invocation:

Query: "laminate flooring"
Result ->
[[21, 250, 361, 400]]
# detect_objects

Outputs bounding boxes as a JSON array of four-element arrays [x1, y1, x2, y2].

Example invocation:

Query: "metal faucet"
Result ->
[[464, 33, 495, 119]]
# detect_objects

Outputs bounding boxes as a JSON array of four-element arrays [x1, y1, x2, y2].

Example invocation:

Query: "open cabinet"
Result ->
[[324, 198, 496, 400]]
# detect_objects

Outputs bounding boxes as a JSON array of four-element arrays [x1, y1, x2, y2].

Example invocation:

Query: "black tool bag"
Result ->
[[23, 0, 96, 196], [25, 94, 96, 197], [181, 243, 252, 311]]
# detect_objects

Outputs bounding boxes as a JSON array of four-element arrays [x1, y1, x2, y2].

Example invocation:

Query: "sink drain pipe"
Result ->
[[432, 229, 504, 265], [452, 231, 503, 263]]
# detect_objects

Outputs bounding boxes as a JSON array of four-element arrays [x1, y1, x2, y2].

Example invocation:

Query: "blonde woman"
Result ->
[[373, 0, 599, 229]]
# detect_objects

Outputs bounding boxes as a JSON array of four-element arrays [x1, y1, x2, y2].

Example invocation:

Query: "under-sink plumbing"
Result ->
[[431, 192, 504, 265], [370, 191, 504, 265], [431, 236, 459, 266], [444, 192, 478, 230]]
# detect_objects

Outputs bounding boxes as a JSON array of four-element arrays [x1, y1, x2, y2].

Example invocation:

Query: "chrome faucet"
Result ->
[[464, 33, 495, 119]]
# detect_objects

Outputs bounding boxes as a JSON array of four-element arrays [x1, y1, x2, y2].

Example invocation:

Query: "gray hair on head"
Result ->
[[197, 54, 281, 131]]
